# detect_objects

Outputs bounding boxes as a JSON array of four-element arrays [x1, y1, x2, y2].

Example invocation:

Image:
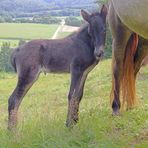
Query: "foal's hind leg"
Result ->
[[66, 62, 96, 127], [8, 66, 40, 130]]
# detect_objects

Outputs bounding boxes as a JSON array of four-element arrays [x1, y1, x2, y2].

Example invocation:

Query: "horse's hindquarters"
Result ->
[[112, 0, 148, 39]]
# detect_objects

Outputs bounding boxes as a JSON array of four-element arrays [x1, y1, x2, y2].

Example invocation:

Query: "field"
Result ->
[[0, 59, 147, 147], [57, 32, 70, 38], [0, 23, 58, 47]]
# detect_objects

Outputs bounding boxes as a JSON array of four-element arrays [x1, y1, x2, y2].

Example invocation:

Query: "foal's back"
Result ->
[[12, 30, 94, 73]]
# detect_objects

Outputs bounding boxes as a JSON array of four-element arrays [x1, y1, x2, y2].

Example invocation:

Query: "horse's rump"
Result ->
[[111, 0, 148, 39]]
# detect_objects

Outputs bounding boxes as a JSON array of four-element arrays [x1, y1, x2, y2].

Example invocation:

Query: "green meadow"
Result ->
[[0, 23, 58, 47], [0, 59, 147, 147]]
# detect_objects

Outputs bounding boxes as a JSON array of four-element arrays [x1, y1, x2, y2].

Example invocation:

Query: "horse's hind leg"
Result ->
[[109, 3, 132, 115], [8, 66, 40, 130], [66, 62, 96, 127]]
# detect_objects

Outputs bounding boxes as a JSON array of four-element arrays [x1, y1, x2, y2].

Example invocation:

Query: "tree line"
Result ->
[[0, 14, 61, 24], [0, 40, 26, 72]]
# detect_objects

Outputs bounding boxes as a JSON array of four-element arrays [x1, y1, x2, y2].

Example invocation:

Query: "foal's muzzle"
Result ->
[[94, 46, 104, 60]]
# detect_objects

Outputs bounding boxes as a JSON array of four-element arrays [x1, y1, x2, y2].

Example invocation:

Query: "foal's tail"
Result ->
[[10, 48, 17, 72], [121, 33, 139, 109]]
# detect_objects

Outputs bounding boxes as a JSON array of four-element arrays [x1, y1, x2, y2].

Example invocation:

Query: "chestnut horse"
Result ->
[[108, 0, 148, 115]]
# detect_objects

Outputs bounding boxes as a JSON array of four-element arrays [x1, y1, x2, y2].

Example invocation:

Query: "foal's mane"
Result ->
[[66, 23, 89, 39]]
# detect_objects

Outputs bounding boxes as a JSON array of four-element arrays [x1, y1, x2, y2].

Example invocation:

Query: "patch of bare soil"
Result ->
[[61, 25, 79, 32]]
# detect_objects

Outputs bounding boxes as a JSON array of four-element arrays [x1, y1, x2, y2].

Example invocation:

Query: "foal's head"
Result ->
[[81, 5, 107, 60]]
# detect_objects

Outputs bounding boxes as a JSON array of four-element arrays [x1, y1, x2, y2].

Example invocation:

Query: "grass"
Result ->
[[0, 39, 19, 48], [0, 23, 58, 48], [0, 59, 147, 147], [0, 23, 58, 47]]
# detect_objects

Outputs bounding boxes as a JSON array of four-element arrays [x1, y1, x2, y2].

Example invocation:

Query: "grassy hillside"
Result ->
[[0, 23, 58, 48], [45, 0, 96, 8], [0, 23, 58, 40], [0, 0, 50, 12], [0, 59, 147, 147], [0, 0, 96, 16]]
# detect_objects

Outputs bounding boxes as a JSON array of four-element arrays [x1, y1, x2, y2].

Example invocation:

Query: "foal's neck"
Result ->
[[70, 25, 94, 50], [77, 25, 94, 48]]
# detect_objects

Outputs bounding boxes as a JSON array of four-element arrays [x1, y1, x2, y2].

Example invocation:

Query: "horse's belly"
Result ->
[[112, 0, 148, 39], [46, 66, 70, 73], [41, 67, 70, 74], [42, 58, 70, 73]]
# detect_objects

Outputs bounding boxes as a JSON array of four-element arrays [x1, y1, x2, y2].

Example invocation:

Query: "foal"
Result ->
[[8, 5, 107, 129]]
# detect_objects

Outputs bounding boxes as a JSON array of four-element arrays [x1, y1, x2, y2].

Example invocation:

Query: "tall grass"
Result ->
[[0, 59, 147, 147]]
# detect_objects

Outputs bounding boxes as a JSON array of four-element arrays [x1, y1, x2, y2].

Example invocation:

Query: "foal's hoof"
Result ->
[[112, 110, 120, 116], [8, 120, 17, 131], [66, 119, 77, 128], [8, 124, 17, 131]]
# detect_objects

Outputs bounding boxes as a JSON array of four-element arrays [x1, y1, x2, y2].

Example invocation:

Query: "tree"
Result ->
[[104, 25, 112, 58], [0, 16, 5, 23], [65, 17, 83, 27], [32, 15, 61, 24], [0, 42, 13, 72]]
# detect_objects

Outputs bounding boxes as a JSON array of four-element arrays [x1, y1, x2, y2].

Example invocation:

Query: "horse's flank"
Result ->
[[111, 0, 148, 39]]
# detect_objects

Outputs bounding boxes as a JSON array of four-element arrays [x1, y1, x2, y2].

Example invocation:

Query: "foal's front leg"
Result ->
[[66, 68, 85, 127], [66, 61, 96, 127]]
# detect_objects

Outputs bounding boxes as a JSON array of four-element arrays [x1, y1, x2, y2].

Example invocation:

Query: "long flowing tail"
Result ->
[[122, 33, 139, 109], [110, 33, 139, 110], [10, 48, 17, 72]]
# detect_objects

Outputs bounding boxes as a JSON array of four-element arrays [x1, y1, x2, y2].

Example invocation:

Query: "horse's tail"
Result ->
[[122, 33, 139, 109], [110, 33, 139, 110]]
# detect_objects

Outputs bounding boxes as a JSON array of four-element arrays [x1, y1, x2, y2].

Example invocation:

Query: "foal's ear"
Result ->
[[81, 10, 90, 22], [100, 5, 108, 18]]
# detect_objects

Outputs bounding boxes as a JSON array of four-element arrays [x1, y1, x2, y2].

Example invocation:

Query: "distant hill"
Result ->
[[45, 0, 96, 8], [0, 0, 50, 12], [0, 0, 96, 15]]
